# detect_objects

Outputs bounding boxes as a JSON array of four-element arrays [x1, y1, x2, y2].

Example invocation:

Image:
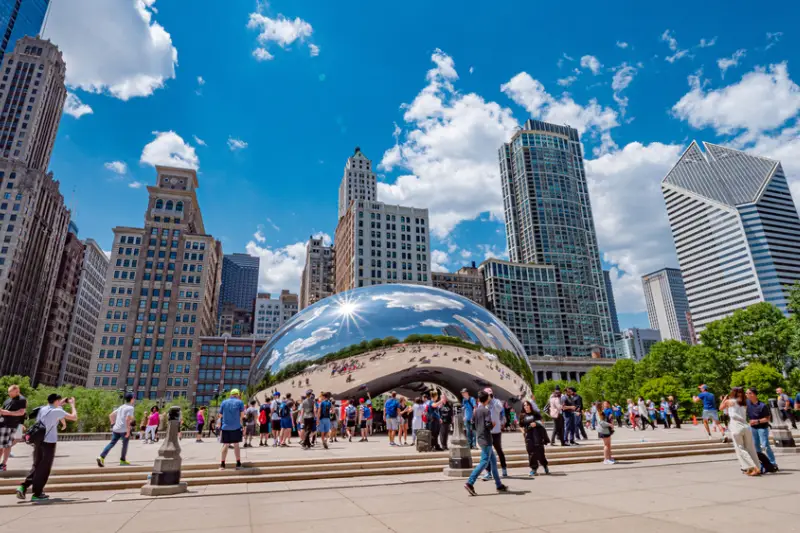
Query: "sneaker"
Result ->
[[119, 460, 131, 466], [96, 456, 105, 468], [502, 469, 508, 478], [323, 443, 329, 449], [31, 493, 49, 501], [0, 463, 6, 472], [529, 470, 536, 477], [219, 462, 226, 470], [496, 484, 509, 493], [235, 461, 242, 470], [481, 472, 492, 481], [464, 483, 477, 496], [543, 466, 550, 475], [15, 485, 25, 500]]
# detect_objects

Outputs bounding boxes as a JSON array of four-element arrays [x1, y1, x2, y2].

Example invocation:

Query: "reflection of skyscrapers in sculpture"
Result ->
[[441, 324, 470, 342], [497, 120, 615, 358], [661, 142, 800, 332]]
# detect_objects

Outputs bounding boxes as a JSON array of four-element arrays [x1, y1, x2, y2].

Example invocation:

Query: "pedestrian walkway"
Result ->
[[0, 453, 796, 532]]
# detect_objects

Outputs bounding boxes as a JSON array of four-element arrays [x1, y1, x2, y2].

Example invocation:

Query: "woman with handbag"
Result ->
[[597, 409, 615, 465]]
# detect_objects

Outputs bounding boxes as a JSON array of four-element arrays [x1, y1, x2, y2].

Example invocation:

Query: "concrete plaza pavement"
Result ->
[[0, 451, 798, 532]]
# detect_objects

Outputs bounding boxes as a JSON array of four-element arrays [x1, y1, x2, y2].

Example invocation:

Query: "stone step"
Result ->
[[0, 443, 732, 494]]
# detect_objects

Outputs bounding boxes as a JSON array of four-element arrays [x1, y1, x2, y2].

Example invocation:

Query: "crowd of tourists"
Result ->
[[0, 379, 798, 500]]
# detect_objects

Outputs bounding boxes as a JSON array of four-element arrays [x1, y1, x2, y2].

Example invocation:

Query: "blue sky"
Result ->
[[42, 0, 800, 330]]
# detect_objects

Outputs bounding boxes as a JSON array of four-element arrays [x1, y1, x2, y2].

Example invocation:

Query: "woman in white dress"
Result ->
[[411, 397, 426, 444], [720, 387, 760, 476]]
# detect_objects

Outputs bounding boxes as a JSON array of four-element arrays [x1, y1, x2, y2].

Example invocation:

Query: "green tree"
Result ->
[[700, 302, 792, 370], [787, 368, 800, 397], [0, 375, 34, 405], [637, 340, 689, 382], [683, 345, 738, 399], [602, 359, 641, 405], [577, 366, 610, 404], [730, 363, 786, 395], [534, 380, 579, 410]]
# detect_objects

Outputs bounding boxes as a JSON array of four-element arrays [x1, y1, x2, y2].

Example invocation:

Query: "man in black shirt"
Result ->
[[0, 384, 27, 472], [561, 388, 578, 445], [746, 388, 776, 470], [573, 390, 588, 441]]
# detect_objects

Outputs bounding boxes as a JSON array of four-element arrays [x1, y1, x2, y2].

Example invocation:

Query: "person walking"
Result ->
[[659, 398, 672, 429], [279, 393, 295, 446], [461, 388, 477, 449], [519, 399, 549, 476], [244, 400, 259, 448], [464, 390, 509, 496], [196, 407, 206, 443], [562, 388, 578, 445], [597, 409, 615, 464], [97, 393, 135, 467], [301, 390, 317, 449], [746, 388, 777, 472], [482, 388, 508, 479], [668, 396, 681, 429], [317, 392, 332, 449], [637, 397, 656, 430], [329, 400, 339, 443], [219, 389, 245, 470], [626, 399, 637, 429], [546, 388, 565, 445], [0, 384, 27, 472], [16, 394, 77, 501], [384, 391, 401, 447], [439, 395, 453, 450], [144, 406, 160, 443], [399, 398, 411, 445], [776, 388, 797, 430], [693, 385, 726, 439], [572, 389, 588, 441], [344, 398, 357, 442], [720, 387, 760, 476], [358, 398, 371, 442]]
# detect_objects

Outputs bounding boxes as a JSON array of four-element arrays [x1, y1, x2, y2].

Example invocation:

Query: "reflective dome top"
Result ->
[[249, 284, 527, 388]]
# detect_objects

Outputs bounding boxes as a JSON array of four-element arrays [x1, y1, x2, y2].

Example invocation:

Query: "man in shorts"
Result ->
[[279, 393, 295, 446], [345, 399, 357, 442], [0, 384, 27, 472], [317, 392, 333, 449], [219, 389, 245, 470], [384, 391, 401, 446], [244, 399, 259, 448], [358, 398, 370, 442], [269, 391, 281, 447], [693, 384, 726, 440], [301, 390, 317, 450]]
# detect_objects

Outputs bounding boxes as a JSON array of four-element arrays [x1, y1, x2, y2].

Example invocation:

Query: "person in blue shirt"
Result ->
[[383, 391, 401, 447], [693, 384, 726, 440], [461, 388, 477, 449], [612, 403, 623, 427], [218, 389, 245, 470]]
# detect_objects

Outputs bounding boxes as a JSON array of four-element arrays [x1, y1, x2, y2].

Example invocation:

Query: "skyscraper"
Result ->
[[253, 291, 298, 338], [614, 327, 661, 361], [299, 235, 334, 309], [661, 142, 800, 331], [499, 119, 615, 357], [432, 264, 486, 307], [603, 270, 620, 334], [338, 147, 376, 219], [0, 0, 49, 61], [87, 166, 223, 402], [0, 37, 68, 380], [219, 253, 259, 311], [641, 267, 692, 343]]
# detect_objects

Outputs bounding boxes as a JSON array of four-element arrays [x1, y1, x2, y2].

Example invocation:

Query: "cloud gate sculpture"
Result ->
[[249, 285, 533, 405]]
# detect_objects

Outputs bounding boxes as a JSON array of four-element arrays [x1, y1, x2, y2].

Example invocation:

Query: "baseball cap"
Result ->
[[273, 391, 281, 396], [460, 388, 468, 393], [483, 387, 493, 395], [230, 388, 241, 396], [699, 384, 707, 391], [359, 398, 365, 403], [306, 389, 314, 395]]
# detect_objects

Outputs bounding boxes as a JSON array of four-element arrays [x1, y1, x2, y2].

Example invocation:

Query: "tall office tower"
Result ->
[[87, 166, 223, 402], [0, 0, 49, 61], [603, 270, 620, 334], [661, 142, 800, 331], [61, 237, 107, 386], [432, 263, 486, 307], [499, 119, 615, 357], [334, 200, 431, 292], [299, 235, 334, 309], [0, 37, 65, 170], [196, 336, 267, 405], [253, 290, 298, 338], [219, 253, 259, 311], [641, 267, 692, 343], [614, 327, 662, 361], [36, 226, 83, 385], [338, 147, 376, 219], [217, 253, 258, 336]]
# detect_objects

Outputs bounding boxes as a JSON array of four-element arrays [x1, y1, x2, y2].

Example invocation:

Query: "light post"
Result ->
[[443, 404, 474, 477]]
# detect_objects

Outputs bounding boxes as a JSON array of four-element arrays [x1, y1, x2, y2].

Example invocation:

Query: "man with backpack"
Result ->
[[301, 390, 317, 450], [0, 384, 27, 472], [358, 398, 371, 442], [96, 393, 135, 467], [384, 391, 401, 447], [426, 390, 444, 451], [269, 391, 281, 447], [258, 403, 270, 446], [317, 392, 333, 449], [17, 394, 78, 501], [345, 398, 357, 442], [278, 393, 294, 446], [461, 388, 477, 449], [244, 399, 259, 448]]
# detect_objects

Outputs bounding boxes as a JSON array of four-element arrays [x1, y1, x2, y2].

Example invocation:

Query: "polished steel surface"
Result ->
[[249, 284, 530, 400]]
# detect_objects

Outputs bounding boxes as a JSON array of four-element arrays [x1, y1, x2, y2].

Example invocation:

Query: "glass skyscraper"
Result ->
[[662, 142, 800, 332], [219, 253, 260, 311], [498, 119, 615, 358], [0, 0, 49, 61]]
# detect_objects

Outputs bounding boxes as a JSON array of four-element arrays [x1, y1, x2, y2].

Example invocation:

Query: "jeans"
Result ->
[[468, 443, 502, 488], [100, 432, 129, 460], [429, 418, 442, 450], [465, 420, 476, 448], [563, 412, 577, 443], [551, 415, 564, 445], [751, 426, 776, 466]]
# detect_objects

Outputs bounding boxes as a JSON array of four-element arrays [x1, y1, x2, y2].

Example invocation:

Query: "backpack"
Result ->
[[279, 402, 291, 418], [346, 405, 356, 420], [24, 420, 47, 446], [258, 409, 267, 425], [320, 401, 331, 419], [363, 406, 371, 418], [246, 409, 255, 424]]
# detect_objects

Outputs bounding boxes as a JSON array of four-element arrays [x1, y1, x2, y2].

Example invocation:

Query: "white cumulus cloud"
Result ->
[[580, 55, 602, 75], [63, 92, 93, 118], [661, 29, 690, 63], [140, 131, 199, 170], [247, 12, 313, 60], [616, 41, 629, 49], [431, 250, 449, 272], [192, 135, 206, 147], [309, 44, 320, 57], [128, 181, 144, 189], [44, 0, 177, 100], [227, 137, 248, 151], [104, 161, 127, 175], [717, 49, 746, 78], [611, 63, 637, 116]]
